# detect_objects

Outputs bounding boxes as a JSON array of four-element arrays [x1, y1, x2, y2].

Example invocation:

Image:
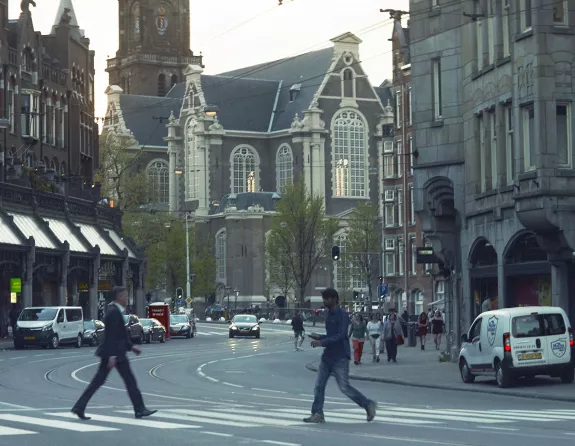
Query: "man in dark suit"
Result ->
[[71, 286, 156, 420]]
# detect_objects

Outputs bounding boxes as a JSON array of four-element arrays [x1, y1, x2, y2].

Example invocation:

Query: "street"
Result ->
[[1, 323, 575, 446]]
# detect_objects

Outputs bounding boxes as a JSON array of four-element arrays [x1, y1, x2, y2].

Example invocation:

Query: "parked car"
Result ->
[[169, 314, 194, 338], [124, 314, 144, 344], [459, 306, 575, 388], [82, 319, 105, 346], [14, 306, 84, 349], [141, 318, 166, 344]]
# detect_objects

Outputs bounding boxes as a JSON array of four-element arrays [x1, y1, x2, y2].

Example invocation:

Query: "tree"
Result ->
[[98, 128, 149, 210], [191, 241, 217, 303], [268, 181, 339, 304], [265, 230, 295, 303], [345, 202, 382, 299]]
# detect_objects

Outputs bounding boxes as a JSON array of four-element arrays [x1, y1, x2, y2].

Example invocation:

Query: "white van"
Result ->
[[459, 306, 574, 388], [14, 306, 84, 350]]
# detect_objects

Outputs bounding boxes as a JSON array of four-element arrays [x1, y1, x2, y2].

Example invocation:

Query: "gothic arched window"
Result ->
[[215, 229, 227, 283], [147, 159, 169, 203], [331, 110, 367, 198], [342, 68, 354, 97], [158, 74, 166, 97], [276, 144, 293, 193], [231, 146, 258, 193]]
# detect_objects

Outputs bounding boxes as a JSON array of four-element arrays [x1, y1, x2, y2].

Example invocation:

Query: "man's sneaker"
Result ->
[[303, 413, 325, 423], [366, 401, 377, 422]]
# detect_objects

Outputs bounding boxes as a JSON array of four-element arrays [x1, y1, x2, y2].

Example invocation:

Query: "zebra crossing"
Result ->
[[1, 405, 575, 436], [196, 331, 229, 336]]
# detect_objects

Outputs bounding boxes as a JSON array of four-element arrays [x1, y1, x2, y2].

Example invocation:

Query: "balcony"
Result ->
[[106, 53, 203, 70]]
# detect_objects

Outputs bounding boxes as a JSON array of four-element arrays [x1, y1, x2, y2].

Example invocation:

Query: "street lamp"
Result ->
[[234, 288, 239, 310], [225, 285, 231, 312], [184, 212, 194, 306]]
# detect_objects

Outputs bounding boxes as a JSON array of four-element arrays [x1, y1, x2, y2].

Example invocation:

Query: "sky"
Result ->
[[8, 0, 409, 120]]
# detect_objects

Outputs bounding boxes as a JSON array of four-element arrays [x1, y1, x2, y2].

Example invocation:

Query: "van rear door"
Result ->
[[511, 312, 569, 367]]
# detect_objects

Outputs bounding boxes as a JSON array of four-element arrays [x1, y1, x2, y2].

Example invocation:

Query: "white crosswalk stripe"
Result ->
[[196, 331, 228, 336], [0, 405, 574, 436]]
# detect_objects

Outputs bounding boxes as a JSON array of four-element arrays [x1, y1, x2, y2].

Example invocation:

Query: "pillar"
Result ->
[[134, 264, 145, 317], [166, 111, 181, 212], [551, 262, 569, 311], [121, 254, 129, 286], [88, 252, 100, 320], [22, 239, 35, 308], [497, 261, 506, 309], [58, 248, 70, 306]]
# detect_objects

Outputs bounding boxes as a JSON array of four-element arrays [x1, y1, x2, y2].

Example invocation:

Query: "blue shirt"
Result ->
[[320, 307, 350, 363]]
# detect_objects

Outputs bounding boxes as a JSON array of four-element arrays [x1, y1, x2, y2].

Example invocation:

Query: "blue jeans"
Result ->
[[311, 357, 371, 415]]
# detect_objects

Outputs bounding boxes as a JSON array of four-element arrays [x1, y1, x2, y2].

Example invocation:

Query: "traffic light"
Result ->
[[331, 245, 340, 260], [176, 287, 183, 299], [378, 276, 383, 283]]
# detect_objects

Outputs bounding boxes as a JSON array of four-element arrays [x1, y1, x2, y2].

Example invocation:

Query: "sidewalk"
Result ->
[[0, 337, 14, 350], [305, 339, 575, 403]]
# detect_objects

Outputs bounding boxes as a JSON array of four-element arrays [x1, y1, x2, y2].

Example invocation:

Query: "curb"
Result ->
[[305, 361, 575, 403]]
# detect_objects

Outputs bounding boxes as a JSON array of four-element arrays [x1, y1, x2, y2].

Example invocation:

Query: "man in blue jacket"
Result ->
[[305, 288, 376, 423]]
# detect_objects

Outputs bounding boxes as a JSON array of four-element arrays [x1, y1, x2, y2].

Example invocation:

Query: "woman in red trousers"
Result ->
[[348, 314, 368, 365]]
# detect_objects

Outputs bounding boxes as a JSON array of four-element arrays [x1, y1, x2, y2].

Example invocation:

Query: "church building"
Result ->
[[102, 1, 393, 307]]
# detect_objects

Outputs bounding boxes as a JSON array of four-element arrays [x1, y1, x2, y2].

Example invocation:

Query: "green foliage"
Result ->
[[268, 181, 339, 303], [265, 230, 295, 300], [99, 128, 149, 210], [345, 202, 381, 298]]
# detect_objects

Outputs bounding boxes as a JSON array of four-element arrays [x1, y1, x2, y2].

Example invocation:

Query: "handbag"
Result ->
[[396, 334, 405, 345]]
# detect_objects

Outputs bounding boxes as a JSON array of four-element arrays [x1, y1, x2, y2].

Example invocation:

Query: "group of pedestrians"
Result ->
[[349, 313, 403, 364], [416, 309, 445, 350]]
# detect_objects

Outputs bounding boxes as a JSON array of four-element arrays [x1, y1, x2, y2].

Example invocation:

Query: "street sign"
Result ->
[[378, 283, 388, 297], [416, 247, 439, 264], [10, 278, 21, 293], [185, 297, 192, 304], [177, 299, 183, 307]]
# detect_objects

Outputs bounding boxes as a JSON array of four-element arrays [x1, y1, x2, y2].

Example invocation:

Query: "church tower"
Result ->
[[106, 0, 203, 97]]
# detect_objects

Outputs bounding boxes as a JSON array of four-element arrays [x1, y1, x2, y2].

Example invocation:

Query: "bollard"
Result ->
[[407, 322, 417, 347]]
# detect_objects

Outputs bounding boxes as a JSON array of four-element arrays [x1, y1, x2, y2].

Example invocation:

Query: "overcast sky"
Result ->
[[9, 0, 409, 119]]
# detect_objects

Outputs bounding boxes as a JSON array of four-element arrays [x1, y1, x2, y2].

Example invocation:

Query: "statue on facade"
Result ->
[[60, 8, 72, 25], [21, 0, 36, 13]]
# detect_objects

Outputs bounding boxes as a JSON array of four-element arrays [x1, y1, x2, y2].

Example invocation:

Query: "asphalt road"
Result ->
[[1, 322, 575, 446]]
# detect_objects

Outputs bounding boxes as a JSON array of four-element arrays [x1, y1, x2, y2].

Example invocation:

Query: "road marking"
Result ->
[[201, 431, 234, 437], [261, 441, 301, 446], [0, 402, 33, 409], [0, 414, 119, 432], [49, 412, 200, 429], [205, 376, 219, 382], [478, 426, 519, 431], [252, 388, 287, 394], [131, 410, 257, 427], [272, 408, 439, 425], [168, 408, 297, 427], [9, 356, 25, 360], [0, 426, 36, 436], [222, 382, 244, 388]]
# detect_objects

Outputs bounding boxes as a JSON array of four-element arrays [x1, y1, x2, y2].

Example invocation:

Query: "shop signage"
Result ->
[[10, 278, 21, 293], [78, 282, 89, 292], [416, 248, 439, 264]]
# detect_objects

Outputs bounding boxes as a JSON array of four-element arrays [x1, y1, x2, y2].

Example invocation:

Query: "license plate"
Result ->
[[24, 336, 35, 341], [518, 352, 542, 360]]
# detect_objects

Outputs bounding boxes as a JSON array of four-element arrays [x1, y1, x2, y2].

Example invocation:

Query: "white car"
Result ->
[[14, 306, 84, 349], [459, 306, 574, 388]]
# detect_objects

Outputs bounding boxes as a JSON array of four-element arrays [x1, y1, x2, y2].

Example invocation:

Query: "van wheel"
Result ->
[[75, 334, 82, 348], [49, 334, 59, 349], [459, 359, 475, 383], [496, 362, 511, 388], [561, 367, 575, 384]]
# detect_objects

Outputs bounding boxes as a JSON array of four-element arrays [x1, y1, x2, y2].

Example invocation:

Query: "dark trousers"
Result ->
[[385, 338, 398, 361], [73, 357, 145, 412]]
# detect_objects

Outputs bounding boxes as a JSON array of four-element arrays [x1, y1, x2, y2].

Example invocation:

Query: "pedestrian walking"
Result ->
[[349, 314, 368, 365], [71, 286, 156, 420], [431, 310, 445, 350], [367, 313, 383, 362], [304, 288, 376, 424], [291, 311, 305, 351], [383, 312, 403, 362], [418, 312, 428, 350]]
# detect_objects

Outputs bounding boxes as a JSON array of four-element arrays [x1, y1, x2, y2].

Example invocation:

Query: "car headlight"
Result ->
[[252, 325, 259, 330], [230, 325, 238, 330], [42, 323, 53, 332]]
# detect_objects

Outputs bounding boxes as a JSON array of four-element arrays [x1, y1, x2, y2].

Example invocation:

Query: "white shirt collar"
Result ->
[[113, 302, 125, 314]]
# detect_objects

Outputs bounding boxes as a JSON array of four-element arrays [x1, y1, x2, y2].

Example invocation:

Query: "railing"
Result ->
[[107, 53, 203, 69]]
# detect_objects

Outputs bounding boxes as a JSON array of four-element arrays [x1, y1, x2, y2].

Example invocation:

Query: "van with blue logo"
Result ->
[[459, 306, 574, 388]]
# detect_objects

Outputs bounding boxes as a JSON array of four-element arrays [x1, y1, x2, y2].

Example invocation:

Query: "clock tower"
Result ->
[[106, 0, 203, 96]]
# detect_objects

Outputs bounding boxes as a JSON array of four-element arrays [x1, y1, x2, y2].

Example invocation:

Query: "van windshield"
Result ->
[[512, 313, 566, 338], [19, 308, 58, 321]]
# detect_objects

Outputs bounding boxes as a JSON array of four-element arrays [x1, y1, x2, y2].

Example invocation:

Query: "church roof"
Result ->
[[213, 47, 334, 132], [51, 0, 79, 30], [118, 94, 182, 147], [373, 85, 392, 107]]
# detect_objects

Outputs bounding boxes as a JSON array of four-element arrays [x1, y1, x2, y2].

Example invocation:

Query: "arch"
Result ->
[[275, 144, 293, 193], [230, 145, 260, 194], [331, 109, 368, 198], [503, 230, 546, 263], [215, 229, 227, 283], [157, 73, 166, 97], [422, 176, 455, 217], [51, 157, 58, 171], [468, 237, 498, 267], [170, 74, 178, 88], [146, 158, 169, 203], [341, 68, 355, 98]]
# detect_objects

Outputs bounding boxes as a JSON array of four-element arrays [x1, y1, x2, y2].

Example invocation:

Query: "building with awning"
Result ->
[[0, 183, 145, 320]]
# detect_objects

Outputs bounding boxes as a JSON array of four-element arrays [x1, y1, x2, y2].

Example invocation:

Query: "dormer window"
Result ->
[[289, 84, 301, 102]]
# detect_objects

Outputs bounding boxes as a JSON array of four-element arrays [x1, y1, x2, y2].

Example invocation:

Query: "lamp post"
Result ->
[[234, 287, 239, 310], [0, 118, 10, 182], [225, 285, 231, 313], [184, 212, 194, 306]]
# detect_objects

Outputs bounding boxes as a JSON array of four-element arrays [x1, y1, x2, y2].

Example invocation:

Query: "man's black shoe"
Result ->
[[71, 408, 91, 420], [135, 409, 157, 419]]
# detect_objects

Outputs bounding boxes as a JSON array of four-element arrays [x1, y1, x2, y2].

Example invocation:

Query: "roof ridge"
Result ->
[[204, 74, 280, 84]]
